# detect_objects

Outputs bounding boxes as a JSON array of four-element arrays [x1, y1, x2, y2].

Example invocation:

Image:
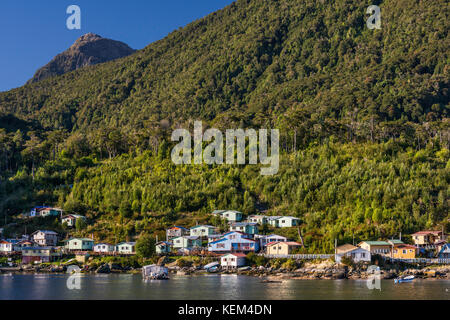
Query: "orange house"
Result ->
[[392, 244, 417, 259]]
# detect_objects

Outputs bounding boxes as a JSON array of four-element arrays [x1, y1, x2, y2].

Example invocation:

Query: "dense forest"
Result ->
[[0, 0, 448, 251]]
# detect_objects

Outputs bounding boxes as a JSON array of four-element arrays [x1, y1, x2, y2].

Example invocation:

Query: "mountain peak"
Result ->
[[28, 33, 135, 84]]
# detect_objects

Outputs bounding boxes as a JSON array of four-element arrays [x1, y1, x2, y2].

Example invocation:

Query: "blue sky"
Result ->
[[0, 0, 234, 92]]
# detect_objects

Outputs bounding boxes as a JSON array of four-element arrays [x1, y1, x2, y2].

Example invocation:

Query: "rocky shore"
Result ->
[[2, 261, 450, 281]]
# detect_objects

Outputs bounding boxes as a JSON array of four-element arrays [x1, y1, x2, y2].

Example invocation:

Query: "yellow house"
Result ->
[[392, 244, 417, 259], [358, 241, 391, 256], [266, 241, 302, 255]]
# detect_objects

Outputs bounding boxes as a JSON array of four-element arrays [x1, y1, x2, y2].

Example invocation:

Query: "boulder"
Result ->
[[96, 264, 111, 274]]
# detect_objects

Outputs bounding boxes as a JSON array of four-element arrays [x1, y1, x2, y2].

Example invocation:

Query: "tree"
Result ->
[[75, 217, 87, 231], [136, 233, 156, 258]]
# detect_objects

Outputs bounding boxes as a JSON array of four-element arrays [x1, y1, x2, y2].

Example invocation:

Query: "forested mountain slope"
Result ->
[[0, 0, 448, 248]]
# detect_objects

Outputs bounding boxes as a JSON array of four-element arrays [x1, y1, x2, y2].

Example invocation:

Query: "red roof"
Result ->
[[411, 230, 442, 236], [395, 244, 417, 249]]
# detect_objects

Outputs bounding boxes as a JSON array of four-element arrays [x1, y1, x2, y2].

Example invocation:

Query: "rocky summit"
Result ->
[[27, 33, 135, 83]]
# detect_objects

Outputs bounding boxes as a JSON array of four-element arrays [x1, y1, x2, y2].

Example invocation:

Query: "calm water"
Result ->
[[0, 274, 449, 300]]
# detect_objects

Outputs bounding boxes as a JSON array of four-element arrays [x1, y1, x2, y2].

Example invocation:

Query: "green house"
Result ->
[[64, 238, 94, 251]]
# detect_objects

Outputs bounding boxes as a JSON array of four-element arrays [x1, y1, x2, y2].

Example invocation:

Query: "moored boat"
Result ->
[[394, 275, 415, 283]]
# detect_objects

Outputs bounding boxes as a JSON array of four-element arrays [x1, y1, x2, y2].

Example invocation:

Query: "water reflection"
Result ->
[[0, 274, 449, 300]]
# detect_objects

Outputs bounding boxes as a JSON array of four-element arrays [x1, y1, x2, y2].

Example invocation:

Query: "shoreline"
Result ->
[[2, 265, 450, 281]]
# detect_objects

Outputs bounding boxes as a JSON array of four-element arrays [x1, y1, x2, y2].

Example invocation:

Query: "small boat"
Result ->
[[142, 264, 169, 280], [394, 275, 415, 283], [204, 262, 220, 272], [261, 279, 283, 283]]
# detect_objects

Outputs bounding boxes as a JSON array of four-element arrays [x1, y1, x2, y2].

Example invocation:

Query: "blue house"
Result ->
[[438, 243, 450, 258], [208, 231, 259, 253]]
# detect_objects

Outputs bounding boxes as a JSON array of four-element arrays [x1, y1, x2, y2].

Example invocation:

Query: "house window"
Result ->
[[402, 250, 406, 254]]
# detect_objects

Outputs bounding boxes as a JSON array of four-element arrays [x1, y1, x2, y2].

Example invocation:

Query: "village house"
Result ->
[[13, 240, 35, 252], [166, 226, 190, 240], [116, 242, 136, 255], [0, 240, 13, 253], [335, 244, 371, 264], [30, 206, 63, 218], [391, 244, 417, 259], [266, 241, 302, 255], [411, 230, 445, 247], [229, 222, 258, 236], [61, 214, 86, 227], [208, 231, 259, 253], [32, 230, 58, 246], [221, 253, 247, 269], [207, 234, 223, 243], [247, 215, 268, 225], [268, 216, 301, 228], [358, 241, 392, 256], [255, 234, 288, 248], [212, 210, 244, 222], [190, 225, 217, 238], [21, 247, 62, 264], [156, 241, 172, 254], [172, 236, 202, 249], [437, 243, 450, 259], [65, 238, 94, 251], [93, 243, 115, 254]]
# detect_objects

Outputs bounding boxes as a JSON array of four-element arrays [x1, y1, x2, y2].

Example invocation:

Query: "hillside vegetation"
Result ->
[[0, 0, 448, 250]]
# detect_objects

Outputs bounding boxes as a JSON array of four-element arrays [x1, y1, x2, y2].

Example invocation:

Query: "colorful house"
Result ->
[[266, 241, 302, 255], [391, 244, 417, 259], [116, 242, 136, 255], [268, 216, 301, 228], [437, 243, 450, 258], [0, 240, 13, 253], [411, 231, 445, 247], [229, 222, 258, 235], [13, 240, 35, 252], [255, 234, 287, 248], [156, 241, 172, 254], [172, 236, 202, 249], [21, 247, 61, 264], [166, 226, 190, 240], [358, 241, 391, 256], [208, 231, 259, 253], [64, 238, 94, 251], [32, 230, 58, 246], [190, 225, 217, 238], [93, 243, 115, 254], [61, 214, 86, 227], [30, 207, 63, 218], [221, 253, 247, 269], [335, 244, 371, 263]]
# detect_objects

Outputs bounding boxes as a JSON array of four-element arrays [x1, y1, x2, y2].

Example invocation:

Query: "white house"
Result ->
[[213, 210, 244, 222], [247, 215, 268, 225], [221, 253, 247, 269], [268, 216, 301, 228], [61, 214, 86, 227], [255, 234, 287, 248], [116, 242, 136, 255], [0, 240, 13, 253], [336, 244, 371, 264], [93, 243, 115, 254], [32, 230, 58, 246], [190, 225, 217, 238]]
